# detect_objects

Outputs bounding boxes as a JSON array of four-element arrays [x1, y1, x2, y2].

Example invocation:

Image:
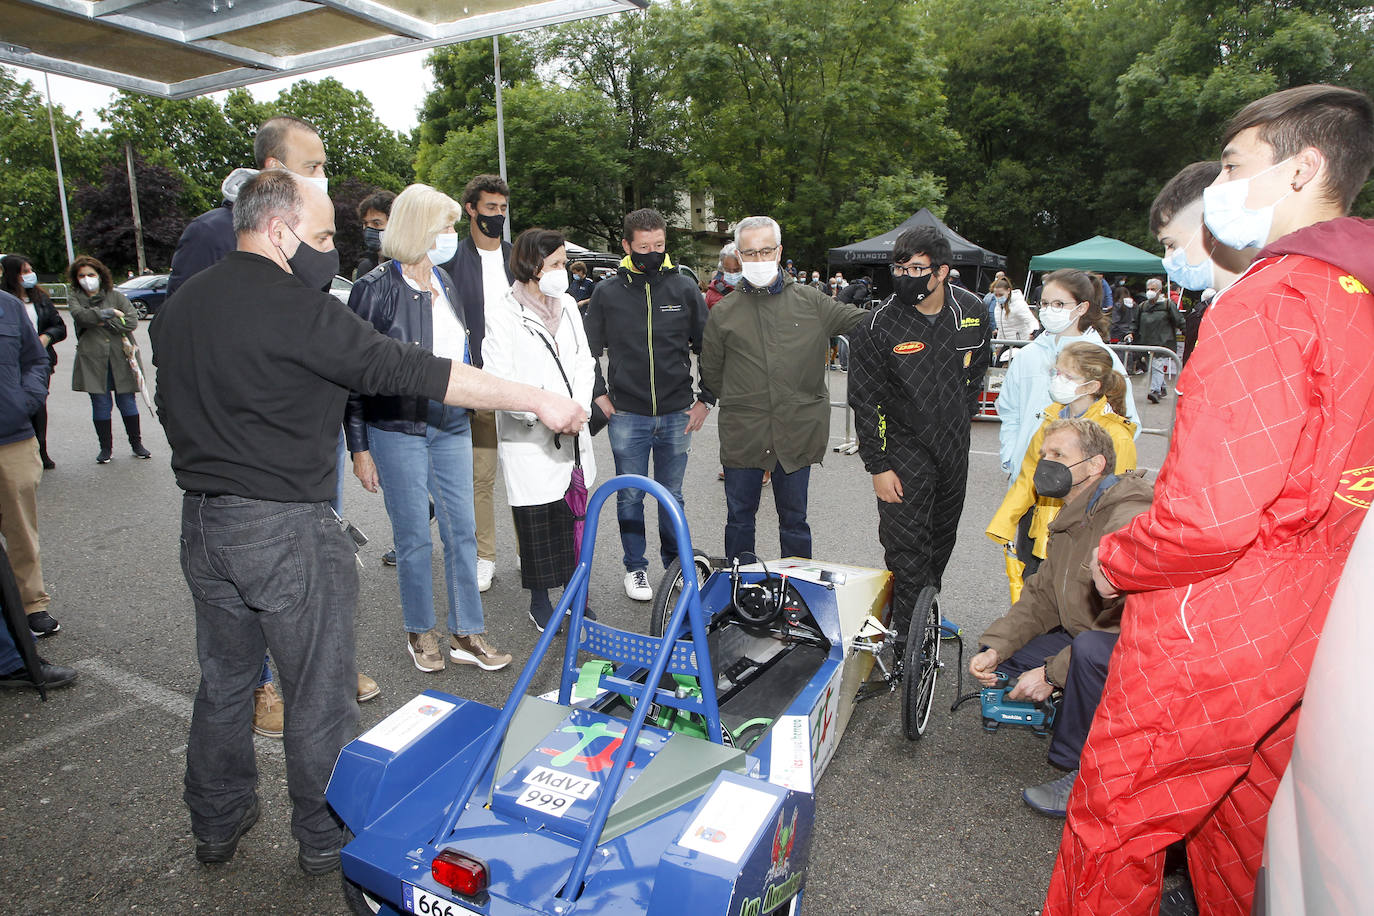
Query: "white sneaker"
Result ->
[[476, 558, 495, 593], [623, 569, 653, 602]]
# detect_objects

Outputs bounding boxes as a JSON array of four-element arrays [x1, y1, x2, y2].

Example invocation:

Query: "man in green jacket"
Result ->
[[701, 216, 866, 561]]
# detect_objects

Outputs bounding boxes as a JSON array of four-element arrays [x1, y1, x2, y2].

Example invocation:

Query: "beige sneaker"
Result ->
[[449, 633, 512, 671], [252, 683, 284, 738], [406, 631, 445, 673], [356, 671, 380, 703]]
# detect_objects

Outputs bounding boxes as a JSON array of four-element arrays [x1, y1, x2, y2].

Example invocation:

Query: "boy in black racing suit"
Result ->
[[847, 226, 992, 642]]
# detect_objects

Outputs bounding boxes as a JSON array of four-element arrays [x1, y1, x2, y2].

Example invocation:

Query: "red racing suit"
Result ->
[[1045, 217, 1374, 916]]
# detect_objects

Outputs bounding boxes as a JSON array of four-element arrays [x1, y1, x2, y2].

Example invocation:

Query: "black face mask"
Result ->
[[363, 226, 383, 252], [893, 271, 938, 306], [1032, 456, 1091, 500], [474, 212, 505, 240], [286, 227, 341, 292], [630, 250, 666, 274]]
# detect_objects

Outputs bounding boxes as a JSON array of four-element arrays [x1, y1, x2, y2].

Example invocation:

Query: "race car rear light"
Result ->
[[432, 849, 488, 897]]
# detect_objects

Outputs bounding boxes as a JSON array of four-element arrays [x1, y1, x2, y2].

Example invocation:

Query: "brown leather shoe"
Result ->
[[356, 671, 380, 703], [252, 683, 284, 738]]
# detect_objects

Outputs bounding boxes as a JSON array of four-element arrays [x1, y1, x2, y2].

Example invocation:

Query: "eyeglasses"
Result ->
[[738, 245, 780, 260], [891, 263, 935, 278], [1040, 299, 1083, 311]]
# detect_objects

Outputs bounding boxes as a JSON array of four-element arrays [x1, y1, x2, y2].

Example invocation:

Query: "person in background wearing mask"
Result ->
[[1054, 83, 1374, 916], [703, 216, 865, 563], [847, 226, 990, 647], [989, 277, 1039, 354], [568, 260, 595, 314], [1151, 160, 1257, 369], [809, 271, 824, 290], [152, 170, 585, 877], [983, 270, 1008, 327], [705, 242, 742, 309], [162, 113, 377, 734], [67, 256, 150, 464], [439, 174, 512, 596], [168, 116, 327, 297], [585, 209, 713, 602], [996, 269, 1139, 479], [1132, 278, 1183, 403], [352, 189, 394, 280], [345, 184, 512, 677], [0, 256, 64, 469], [971, 419, 1151, 817], [1107, 283, 1138, 372]]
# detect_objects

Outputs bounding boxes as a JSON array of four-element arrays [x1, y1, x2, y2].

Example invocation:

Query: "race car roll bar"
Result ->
[[430, 474, 723, 903]]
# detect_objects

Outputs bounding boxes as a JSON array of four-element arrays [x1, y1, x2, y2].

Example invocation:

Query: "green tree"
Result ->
[[0, 67, 103, 271], [72, 155, 188, 274], [269, 78, 414, 191]]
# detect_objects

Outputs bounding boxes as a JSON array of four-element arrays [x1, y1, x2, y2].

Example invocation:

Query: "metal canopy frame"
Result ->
[[0, 0, 646, 99]]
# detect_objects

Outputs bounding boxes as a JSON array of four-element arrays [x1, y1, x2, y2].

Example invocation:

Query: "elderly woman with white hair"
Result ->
[[705, 241, 742, 309], [345, 183, 512, 676]]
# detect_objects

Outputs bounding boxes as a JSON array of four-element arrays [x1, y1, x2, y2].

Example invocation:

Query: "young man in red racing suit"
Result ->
[[1046, 84, 1374, 916]]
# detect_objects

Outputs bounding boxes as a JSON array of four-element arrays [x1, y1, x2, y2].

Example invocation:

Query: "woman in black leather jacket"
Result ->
[[344, 184, 511, 676], [1, 255, 66, 468]]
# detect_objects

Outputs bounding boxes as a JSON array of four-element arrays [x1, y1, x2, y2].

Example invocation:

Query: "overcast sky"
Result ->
[[10, 49, 435, 135]]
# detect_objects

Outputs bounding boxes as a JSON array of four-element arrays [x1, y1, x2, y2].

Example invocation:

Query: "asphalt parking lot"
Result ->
[[0, 331, 1175, 915]]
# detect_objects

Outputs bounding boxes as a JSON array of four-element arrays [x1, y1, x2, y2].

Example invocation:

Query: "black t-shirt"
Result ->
[[151, 251, 451, 503]]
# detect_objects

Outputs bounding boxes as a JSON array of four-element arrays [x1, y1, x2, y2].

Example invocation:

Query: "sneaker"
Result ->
[[624, 569, 653, 602], [356, 671, 380, 703], [450, 633, 512, 671], [1148, 391, 1161, 404], [407, 631, 445, 673], [252, 683, 284, 738], [939, 616, 963, 640], [0, 658, 77, 690], [381, 548, 397, 566], [27, 610, 60, 638], [1022, 768, 1078, 818], [195, 798, 260, 864], [476, 558, 495, 593]]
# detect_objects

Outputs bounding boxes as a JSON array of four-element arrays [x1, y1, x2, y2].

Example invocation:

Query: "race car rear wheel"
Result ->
[[650, 550, 717, 638], [341, 873, 384, 916], [901, 586, 942, 740]]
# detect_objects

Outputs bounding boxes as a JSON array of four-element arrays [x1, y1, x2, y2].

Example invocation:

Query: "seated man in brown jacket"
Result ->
[[968, 418, 1152, 817]]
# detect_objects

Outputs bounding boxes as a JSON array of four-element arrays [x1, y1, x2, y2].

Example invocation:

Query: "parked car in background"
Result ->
[[117, 273, 170, 318], [330, 274, 353, 304]]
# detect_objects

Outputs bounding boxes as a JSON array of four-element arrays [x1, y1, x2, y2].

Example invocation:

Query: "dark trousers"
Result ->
[[723, 462, 811, 562], [179, 494, 359, 850], [879, 442, 967, 635], [1000, 629, 1118, 770]]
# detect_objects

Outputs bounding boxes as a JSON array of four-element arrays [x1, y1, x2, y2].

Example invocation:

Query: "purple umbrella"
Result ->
[[564, 437, 588, 558]]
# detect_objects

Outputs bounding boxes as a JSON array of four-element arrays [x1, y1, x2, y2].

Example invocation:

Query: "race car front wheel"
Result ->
[[901, 585, 942, 740], [650, 550, 718, 638]]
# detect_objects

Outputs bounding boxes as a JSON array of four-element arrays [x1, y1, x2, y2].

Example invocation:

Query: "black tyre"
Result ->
[[901, 585, 942, 740], [341, 872, 384, 916], [649, 551, 716, 638], [134, 302, 148, 320]]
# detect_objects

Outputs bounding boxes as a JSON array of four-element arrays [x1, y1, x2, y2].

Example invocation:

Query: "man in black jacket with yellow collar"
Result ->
[[585, 208, 713, 602]]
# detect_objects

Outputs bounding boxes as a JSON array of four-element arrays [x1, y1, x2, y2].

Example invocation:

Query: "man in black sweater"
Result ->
[[152, 170, 584, 877]]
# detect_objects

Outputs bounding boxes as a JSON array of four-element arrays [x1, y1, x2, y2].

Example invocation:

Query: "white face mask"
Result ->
[[538, 268, 569, 298], [1123, 297, 1135, 308], [1202, 156, 1295, 250], [1039, 305, 1077, 335], [1161, 232, 1216, 291], [79, 275, 100, 293], [1145, 289, 1159, 300], [1049, 372, 1087, 404], [427, 232, 459, 266], [742, 258, 779, 288], [305, 174, 329, 196]]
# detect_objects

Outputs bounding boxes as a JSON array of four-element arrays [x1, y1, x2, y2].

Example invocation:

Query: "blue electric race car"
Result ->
[[326, 476, 944, 915]]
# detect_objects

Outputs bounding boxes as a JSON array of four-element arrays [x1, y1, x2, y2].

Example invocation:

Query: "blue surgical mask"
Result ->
[[1161, 227, 1215, 291], [1203, 156, 1295, 250], [21, 272, 37, 289], [723, 270, 744, 286], [427, 232, 459, 266]]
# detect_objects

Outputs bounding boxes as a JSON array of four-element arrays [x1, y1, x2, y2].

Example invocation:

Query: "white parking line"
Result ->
[[0, 706, 133, 765]]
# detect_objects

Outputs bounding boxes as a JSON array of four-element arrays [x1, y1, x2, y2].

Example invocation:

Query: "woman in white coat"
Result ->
[[996, 284, 1040, 342], [482, 229, 597, 631]]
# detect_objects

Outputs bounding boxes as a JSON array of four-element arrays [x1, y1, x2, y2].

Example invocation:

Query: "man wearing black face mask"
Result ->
[[352, 189, 394, 280], [847, 226, 991, 645], [585, 208, 713, 601], [152, 170, 586, 875], [969, 419, 1151, 817]]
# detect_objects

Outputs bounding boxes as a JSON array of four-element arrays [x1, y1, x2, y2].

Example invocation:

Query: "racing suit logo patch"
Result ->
[[892, 341, 925, 355], [1336, 464, 1374, 508], [1338, 275, 1370, 295]]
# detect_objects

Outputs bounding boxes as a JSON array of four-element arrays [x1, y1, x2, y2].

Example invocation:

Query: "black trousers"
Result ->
[[878, 439, 968, 636], [999, 629, 1118, 770]]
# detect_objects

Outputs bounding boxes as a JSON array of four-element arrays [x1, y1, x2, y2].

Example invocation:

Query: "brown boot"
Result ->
[[252, 683, 284, 738]]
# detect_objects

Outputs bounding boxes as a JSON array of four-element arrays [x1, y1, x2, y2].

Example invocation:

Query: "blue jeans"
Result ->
[[0, 614, 22, 674], [607, 410, 691, 572], [368, 404, 484, 636], [180, 493, 358, 850], [89, 391, 138, 420], [722, 462, 812, 562]]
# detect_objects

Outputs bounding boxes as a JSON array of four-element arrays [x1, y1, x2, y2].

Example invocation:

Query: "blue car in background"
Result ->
[[117, 273, 170, 319]]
